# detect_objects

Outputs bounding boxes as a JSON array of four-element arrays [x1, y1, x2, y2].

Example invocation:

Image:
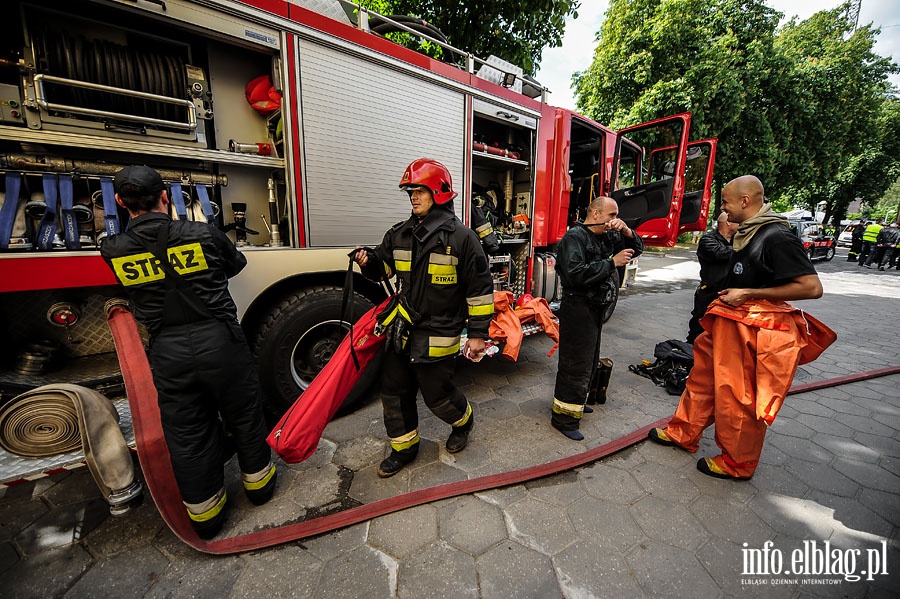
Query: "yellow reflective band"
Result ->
[[468, 303, 494, 316], [395, 260, 411, 272], [379, 305, 399, 327], [110, 243, 208, 287], [379, 303, 414, 327], [186, 491, 227, 522], [552, 398, 585, 419], [428, 335, 460, 357], [397, 303, 413, 323], [427, 263, 456, 275], [452, 403, 473, 427], [390, 430, 420, 451], [242, 464, 276, 490], [475, 223, 493, 238]]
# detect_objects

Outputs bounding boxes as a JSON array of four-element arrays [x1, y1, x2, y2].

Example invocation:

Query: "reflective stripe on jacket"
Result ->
[[361, 206, 494, 362]]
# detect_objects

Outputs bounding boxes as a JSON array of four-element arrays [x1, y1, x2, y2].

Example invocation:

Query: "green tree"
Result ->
[[824, 98, 900, 225], [358, 0, 579, 76], [572, 0, 898, 219]]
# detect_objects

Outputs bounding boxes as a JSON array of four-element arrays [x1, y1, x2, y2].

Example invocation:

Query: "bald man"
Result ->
[[687, 212, 739, 343], [551, 196, 642, 440], [649, 175, 833, 479]]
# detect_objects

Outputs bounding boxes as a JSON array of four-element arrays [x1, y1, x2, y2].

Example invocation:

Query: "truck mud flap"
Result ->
[[106, 303, 900, 554]]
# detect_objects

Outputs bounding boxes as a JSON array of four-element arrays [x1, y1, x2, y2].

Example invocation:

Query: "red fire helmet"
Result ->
[[245, 75, 282, 116], [399, 158, 457, 204], [515, 293, 534, 309]]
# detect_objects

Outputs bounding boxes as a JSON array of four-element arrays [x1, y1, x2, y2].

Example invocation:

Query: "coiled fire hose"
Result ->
[[104, 299, 900, 554], [0, 383, 142, 515]]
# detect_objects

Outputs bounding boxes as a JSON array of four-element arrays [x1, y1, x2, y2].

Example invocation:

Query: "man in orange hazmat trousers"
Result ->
[[648, 175, 835, 479]]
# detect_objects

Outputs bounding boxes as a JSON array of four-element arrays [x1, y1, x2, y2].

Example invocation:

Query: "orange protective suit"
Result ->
[[665, 299, 836, 478], [489, 291, 559, 361]]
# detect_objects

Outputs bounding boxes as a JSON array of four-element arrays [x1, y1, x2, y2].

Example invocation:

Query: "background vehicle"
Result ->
[[0, 0, 715, 471], [787, 219, 835, 261]]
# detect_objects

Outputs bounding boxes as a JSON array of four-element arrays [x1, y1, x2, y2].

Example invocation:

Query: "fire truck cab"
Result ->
[[0, 0, 715, 455]]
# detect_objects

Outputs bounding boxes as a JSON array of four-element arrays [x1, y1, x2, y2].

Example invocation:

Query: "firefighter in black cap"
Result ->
[[100, 165, 275, 539], [354, 158, 494, 477]]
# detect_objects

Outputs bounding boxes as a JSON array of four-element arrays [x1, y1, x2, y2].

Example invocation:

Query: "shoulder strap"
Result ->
[[134, 222, 215, 319]]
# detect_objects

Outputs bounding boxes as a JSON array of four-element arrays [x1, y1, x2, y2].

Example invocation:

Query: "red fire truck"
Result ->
[[0, 0, 715, 461]]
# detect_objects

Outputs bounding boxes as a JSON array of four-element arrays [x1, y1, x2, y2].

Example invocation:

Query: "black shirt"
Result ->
[[725, 222, 816, 290]]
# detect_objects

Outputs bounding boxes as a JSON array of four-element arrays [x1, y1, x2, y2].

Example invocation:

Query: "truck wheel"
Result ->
[[252, 286, 381, 418], [823, 246, 835, 261], [602, 270, 620, 323]]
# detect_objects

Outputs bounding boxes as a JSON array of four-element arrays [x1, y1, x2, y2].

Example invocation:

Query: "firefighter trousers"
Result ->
[[552, 294, 604, 431], [381, 350, 470, 448], [665, 313, 802, 478], [149, 319, 272, 504]]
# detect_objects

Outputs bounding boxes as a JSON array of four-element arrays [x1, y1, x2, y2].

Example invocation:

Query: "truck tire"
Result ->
[[252, 286, 381, 419], [823, 246, 835, 261], [602, 270, 620, 324]]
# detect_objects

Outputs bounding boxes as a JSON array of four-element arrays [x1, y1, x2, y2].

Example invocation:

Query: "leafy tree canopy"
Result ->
[[573, 0, 899, 223], [359, 0, 579, 75]]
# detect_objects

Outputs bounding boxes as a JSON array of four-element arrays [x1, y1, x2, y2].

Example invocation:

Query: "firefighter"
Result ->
[[353, 158, 493, 477], [649, 175, 828, 479], [551, 196, 643, 440], [100, 165, 275, 538], [848, 221, 866, 262]]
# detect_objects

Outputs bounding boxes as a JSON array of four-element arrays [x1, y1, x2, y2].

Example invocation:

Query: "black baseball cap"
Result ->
[[114, 165, 165, 197]]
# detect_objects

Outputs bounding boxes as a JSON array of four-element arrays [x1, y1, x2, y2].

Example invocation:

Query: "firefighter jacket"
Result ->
[[555, 222, 643, 300], [696, 229, 733, 291], [361, 205, 494, 363], [100, 212, 245, 335]]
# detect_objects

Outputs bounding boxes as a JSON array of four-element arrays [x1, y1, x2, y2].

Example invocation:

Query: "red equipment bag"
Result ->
[[267, 296, 390, 463]]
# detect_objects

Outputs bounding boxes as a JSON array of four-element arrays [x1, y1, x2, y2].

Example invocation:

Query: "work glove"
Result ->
[[375, 295, 421, 354]]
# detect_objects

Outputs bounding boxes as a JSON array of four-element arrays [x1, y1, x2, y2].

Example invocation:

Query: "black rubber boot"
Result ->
[[593, 358, 613, 405], [377, 444, 419, 478], [192, 510, 227, 540], [446, 415, 474, 453], [551, 420, 584, 441], [244, 464, 277, 506]]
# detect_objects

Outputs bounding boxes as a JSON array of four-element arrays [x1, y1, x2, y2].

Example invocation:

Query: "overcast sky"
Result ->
[[534, 0, 900, 110]]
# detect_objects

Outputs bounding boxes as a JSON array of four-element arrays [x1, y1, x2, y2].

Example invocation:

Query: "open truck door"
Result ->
[[611, 113, 692, 247], [647, 138, 717, 234]]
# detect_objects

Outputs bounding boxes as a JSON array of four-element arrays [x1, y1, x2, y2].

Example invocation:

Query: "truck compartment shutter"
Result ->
[[297, 39, 466, 247]]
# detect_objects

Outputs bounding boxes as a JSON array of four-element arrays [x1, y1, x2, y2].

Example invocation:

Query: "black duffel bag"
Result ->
[[628, 339, 694, 396]]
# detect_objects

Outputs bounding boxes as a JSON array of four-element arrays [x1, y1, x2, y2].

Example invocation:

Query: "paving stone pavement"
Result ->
[[1, 247, 898, 598]]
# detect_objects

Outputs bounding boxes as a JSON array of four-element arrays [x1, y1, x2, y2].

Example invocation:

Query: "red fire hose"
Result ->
[[106, 303, 900, 554]]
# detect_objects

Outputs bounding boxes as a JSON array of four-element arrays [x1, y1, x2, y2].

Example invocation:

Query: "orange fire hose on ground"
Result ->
[[105, 301, 900, 555]]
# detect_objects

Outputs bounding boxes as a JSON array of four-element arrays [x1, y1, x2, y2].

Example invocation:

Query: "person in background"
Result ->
[[848, 221, 866, 262], [687, 212, 738, 344], [648, 175, 828, 480], [550, 196, 643, 441], [100, 166, 276, 539], [860, 219, 884, 268], [875, 222, 900, 271], [354, 158, 493, 477]]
